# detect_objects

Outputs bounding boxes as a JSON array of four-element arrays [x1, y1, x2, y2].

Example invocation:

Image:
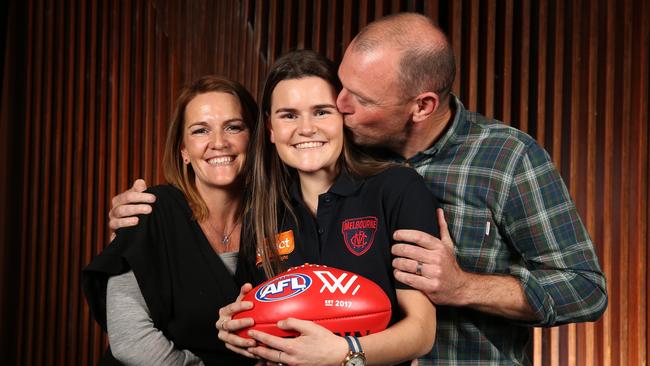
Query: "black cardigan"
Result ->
[[82, 185, 255, 365]]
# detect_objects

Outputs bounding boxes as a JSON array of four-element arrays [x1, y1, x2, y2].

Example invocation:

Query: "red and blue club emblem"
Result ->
[[341, 216, 378, 256]]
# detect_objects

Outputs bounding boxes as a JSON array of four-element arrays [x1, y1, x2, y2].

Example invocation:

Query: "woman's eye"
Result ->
[[280, 113, 298, 119], [315, 109, 331, 117], [190, 127, 209, 135], [225, 124, 246, 133]]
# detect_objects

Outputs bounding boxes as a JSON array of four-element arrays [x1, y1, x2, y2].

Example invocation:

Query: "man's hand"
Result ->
[[391, 208, 469, 306], [108, 179, 156, 241], [392, 208, 538, 320]]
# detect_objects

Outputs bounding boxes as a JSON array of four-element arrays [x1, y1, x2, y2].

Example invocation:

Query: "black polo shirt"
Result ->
[[255, 166, 440, 325]]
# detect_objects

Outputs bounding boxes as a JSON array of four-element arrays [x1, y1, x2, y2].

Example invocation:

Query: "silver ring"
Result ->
[[278, 350, 284, 365], [416, 261, 423, 276]]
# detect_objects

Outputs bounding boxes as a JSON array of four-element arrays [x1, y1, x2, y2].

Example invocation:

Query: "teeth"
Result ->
[[294, 141, 324, 149], [207, 156, 234, 165]]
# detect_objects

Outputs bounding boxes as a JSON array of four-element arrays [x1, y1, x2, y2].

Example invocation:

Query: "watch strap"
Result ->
[[344, 335, 363, 353]]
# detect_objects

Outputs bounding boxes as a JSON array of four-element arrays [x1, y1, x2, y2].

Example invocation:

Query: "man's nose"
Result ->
[[336, 89, 352, 114]]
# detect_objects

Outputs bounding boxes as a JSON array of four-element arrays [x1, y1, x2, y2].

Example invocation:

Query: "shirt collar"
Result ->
[[429, 94, 466, 153], [289, 169, 363, 203], [401, 94, 467, 165]]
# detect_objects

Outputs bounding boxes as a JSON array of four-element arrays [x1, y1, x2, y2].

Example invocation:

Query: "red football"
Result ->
[[233, 263, 391, 338]]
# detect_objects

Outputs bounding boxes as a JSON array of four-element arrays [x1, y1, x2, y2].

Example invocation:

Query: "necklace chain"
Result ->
[[221, 221, 239, 246], [204, 218, 240, 249]]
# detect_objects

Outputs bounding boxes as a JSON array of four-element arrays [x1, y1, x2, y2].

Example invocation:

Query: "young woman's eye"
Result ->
[[315, 109, 331, 117], [280, 112, 298, 120]]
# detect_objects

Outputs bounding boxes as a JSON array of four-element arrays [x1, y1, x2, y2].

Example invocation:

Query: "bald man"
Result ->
[[108, 13, 607, 365]]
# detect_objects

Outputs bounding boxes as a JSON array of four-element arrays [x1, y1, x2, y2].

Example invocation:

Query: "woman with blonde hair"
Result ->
[[83, 76, 258, 365]]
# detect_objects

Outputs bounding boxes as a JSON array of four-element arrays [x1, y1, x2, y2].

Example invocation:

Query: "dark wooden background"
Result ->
[[1, 0, 648, 365]]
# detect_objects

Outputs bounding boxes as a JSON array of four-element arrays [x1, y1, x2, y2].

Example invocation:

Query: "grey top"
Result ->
[[106, 271, 205, 366], [219, 251, 238, 276]]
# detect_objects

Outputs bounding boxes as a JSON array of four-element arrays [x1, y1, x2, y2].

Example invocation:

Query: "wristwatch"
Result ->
[[341, 335, 366, 366]]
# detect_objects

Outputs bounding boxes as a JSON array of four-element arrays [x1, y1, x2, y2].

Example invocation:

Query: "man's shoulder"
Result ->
[[459, 110, 540, 152]]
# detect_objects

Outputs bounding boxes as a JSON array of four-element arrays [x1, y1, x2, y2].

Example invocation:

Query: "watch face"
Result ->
[[347, 354, 366, 366]]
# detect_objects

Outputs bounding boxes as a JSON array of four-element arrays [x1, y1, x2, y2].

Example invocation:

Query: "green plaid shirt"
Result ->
[[389, 96, 607, 365]]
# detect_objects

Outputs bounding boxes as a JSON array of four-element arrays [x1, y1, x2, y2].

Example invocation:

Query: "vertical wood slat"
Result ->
[[629, 0, 648, 364], [466, 0, 479, 112], [582, 1, 599, 364], [482, 0, 496, 119], [71, 0, 86, 362], [21, 0, 43, 364], [60, 0, 74, 363], [36, 0, 54, 363], [568, 1, 584, 365], [600, 1, 615, 364], [619, 0, 633, 365], [90, 0, 111, 360], [499, 0, 513, 125], [516, 0, 530, 133], [14, 0, 33, 360], [46, 1, 63, 363], [1, 1, 648, 365]]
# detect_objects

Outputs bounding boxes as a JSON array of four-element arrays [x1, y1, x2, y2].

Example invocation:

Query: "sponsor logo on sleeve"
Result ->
[[256, 230, 295, 266]]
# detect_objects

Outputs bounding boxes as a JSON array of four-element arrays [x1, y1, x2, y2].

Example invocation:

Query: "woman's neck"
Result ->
[[298, 167, 339, 216], [196, 184, 242, 226]]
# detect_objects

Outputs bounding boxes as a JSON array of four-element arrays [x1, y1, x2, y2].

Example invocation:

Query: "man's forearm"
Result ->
[[458, 272, 538, 321]]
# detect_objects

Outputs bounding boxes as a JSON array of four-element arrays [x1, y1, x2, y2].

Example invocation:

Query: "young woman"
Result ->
[[82, 76, 259, 365], [220, 50, 440, 366]]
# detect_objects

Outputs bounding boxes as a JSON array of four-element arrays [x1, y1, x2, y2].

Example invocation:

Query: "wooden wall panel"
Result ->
[[1, 0, 648, 365]]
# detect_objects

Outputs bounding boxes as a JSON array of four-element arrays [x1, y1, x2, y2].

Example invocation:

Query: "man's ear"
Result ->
[[411, 92, 439, 122]]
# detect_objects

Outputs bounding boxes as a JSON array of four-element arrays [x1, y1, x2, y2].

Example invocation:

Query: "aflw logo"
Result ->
[[313, 270, 361, 295]]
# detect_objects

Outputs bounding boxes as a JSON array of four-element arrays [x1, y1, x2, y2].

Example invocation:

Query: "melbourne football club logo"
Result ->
[[341, 216, 378, 256], [255, 273, 312, 302]]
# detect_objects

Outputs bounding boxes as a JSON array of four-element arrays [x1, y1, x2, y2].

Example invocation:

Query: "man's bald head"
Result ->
[[350, 13, 456, 101]]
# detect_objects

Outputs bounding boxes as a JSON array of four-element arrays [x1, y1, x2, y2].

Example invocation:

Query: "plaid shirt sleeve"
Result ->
[[502, 141, 608, 327]]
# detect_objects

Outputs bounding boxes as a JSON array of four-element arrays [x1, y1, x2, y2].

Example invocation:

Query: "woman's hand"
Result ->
[[246, 318, 348, 366], [216, 283, 258, 358]]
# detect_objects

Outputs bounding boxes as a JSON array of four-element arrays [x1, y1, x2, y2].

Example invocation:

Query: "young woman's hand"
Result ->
[[246, 318, 348, 366]]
